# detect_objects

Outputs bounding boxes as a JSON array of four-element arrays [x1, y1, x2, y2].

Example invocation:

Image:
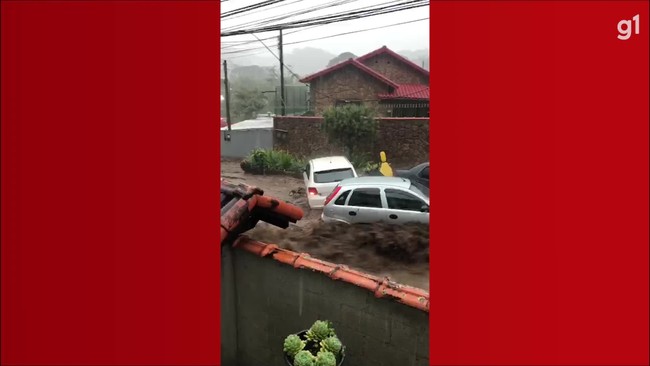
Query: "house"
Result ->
[[299, 46, 429, 117]]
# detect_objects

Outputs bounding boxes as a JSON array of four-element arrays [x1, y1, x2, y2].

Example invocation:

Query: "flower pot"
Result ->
[[284, 330, 346, 366]]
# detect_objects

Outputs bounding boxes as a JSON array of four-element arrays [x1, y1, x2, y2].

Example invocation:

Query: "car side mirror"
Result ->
[[421, 205, 429, 213]]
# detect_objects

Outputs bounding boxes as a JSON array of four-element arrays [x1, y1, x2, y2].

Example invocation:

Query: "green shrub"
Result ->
[[322, 104, 377, 157], [241, 149, 304, 176], [349, 153, 380, 175]]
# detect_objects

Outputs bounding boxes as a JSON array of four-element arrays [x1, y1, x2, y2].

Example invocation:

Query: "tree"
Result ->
[[232, 88, 268, 121], [326, 52, 357, 67], [322, 104, 377, 158]]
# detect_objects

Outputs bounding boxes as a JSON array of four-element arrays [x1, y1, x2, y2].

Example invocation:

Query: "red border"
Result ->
[[1, 2, 220, 365], [429, 1, 649, 365], [1, 1, 649, 366]]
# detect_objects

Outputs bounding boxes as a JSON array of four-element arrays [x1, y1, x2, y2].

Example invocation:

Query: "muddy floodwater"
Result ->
[[222, 160, 429, 291]]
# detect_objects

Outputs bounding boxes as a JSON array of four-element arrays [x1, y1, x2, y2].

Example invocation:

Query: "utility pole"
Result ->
[[278, 29, 286, 116], [223, 60, 232, 140]]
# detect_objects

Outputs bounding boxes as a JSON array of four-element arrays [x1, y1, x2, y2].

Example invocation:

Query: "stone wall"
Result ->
[[221, 245, 429, 366], [274, 116, 429, 168], [309, 64, 391, 115], [360, 53, 429, 85]]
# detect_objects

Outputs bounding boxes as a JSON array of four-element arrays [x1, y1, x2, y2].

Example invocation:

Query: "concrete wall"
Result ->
[[273, 116, 429, 169], [221, 245, 429, 366], [221, 129, 273, 159]]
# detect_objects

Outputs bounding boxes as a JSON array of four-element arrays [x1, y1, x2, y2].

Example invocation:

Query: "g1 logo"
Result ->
[[618, 14, 640, 40]]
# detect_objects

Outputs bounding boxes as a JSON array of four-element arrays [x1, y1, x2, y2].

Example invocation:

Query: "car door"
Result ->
[[345, 187, 384, 224], [383, 188, 429, 224], [324, 188, 352, 223]]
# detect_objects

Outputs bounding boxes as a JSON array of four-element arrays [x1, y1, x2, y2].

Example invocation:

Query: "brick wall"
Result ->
[[309, 64, 391, 115], [221, 245, 429, 366], [274, 116, 429, 168], [360, 54, 429, 85]]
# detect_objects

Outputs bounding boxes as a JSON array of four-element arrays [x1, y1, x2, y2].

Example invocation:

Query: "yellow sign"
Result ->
[[379, 151, 393, 177]]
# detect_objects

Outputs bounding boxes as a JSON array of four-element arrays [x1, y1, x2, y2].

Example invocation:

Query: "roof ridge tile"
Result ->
[[233, 236, 429, 312]]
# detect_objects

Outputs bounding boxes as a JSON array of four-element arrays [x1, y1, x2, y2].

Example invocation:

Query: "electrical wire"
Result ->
[[220, 24, 321, 50], [221, 0, 287, 19], [249, 33, 303, 82], [221, 0, 404, 33], [221, 0, 305, 23], [220, 0, 419, 51], [221, 17, 427, 55], [221, 0, 358, 33], [221, 0, 428, 37]]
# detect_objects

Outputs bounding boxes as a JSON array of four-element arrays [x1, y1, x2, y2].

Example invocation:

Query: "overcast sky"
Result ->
[[221, 0, 429, 58]]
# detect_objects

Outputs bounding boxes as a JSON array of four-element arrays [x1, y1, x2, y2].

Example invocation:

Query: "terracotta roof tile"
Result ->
[[378, 84, 430, 100], [356, 45, 429, 77], [233, 236, 430, 312], [299, 58, 399, 88]]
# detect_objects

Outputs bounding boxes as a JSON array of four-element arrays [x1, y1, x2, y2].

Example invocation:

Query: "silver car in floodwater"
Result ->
[[321, 176, 429, 225]]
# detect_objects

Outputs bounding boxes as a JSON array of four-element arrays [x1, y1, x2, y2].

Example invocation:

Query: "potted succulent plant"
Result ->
[[283, 320, 345, 366]]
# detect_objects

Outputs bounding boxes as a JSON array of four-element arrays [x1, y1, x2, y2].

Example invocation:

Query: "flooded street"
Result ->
[[221, 159, 429, 291]]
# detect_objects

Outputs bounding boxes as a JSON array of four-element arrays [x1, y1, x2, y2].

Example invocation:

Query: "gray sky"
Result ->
[[221, 0, 429, 58]]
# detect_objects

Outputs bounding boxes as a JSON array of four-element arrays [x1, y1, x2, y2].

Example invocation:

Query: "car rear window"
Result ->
[[409, 183, 428, 198], [348, 188, 382, 208], [313, 168, 355, 183], [419, 166, 429, 179]]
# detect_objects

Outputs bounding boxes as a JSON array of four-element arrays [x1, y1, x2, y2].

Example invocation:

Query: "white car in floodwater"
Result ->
[[303, 156, 358, 208]]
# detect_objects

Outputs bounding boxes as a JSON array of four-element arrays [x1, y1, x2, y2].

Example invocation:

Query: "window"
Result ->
[[305, 163, 311, 177], [409, 183, 428, 198], [419, 166, 429, 180], [385, 189, 425, 211], [334, 190, 350, 205], [348, 188, 382, 208], [313, 168, 355, 183]]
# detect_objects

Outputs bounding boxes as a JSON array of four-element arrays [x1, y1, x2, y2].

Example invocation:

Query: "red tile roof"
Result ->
[[378, 84, 429, 100], [299, 46, 429, 102], [234, 236, 429, 312], [356, 46, 429, 77], [299, 58, 399, 87]]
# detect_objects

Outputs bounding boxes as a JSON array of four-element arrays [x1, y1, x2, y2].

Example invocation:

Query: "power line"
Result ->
[[221, 0, 358, 33], [221, 49, 271, 59], [221, 0, 428, 37], [219, 0, 411, 51], [220, 0, 305, 23], [223, 1, 425, 36], [220, 25, 320, 51], [221, 0, 287, 19], [249, 33, 303, 82], [221, 0, 403, 34], [221, 17, 427, 55]]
